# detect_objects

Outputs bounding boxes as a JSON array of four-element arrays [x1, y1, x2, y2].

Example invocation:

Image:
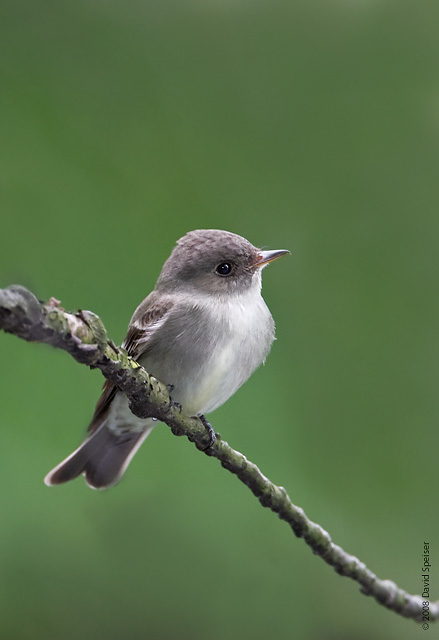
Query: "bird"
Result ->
[[44, 229, 289, 489]]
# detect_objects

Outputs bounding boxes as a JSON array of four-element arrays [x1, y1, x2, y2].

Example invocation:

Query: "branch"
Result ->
[[0, 284, 436, 624]]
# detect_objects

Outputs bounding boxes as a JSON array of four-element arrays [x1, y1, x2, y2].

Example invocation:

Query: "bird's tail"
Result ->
[[44, 422, 152, 489]]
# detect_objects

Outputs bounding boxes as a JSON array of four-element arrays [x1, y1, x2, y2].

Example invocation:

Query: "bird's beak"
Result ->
[[253, 249, 290, 268]]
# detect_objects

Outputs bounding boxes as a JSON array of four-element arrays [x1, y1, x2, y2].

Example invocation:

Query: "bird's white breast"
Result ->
[[182, 287, 275, 415]]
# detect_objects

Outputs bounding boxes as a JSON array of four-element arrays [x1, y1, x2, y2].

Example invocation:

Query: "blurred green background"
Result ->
[[0, 1, 438, 638]]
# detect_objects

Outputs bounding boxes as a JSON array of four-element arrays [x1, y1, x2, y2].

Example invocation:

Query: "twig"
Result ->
[[0, 284, 436, 623]]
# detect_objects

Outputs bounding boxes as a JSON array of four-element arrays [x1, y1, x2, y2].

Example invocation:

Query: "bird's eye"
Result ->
[[216, 262, 233, 276]]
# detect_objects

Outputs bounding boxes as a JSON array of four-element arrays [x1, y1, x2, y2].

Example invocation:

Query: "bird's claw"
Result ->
[[199, 415, 216, 450]]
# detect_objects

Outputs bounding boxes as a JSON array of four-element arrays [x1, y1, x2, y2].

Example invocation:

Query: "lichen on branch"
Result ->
[[0, 284, 437, 624]]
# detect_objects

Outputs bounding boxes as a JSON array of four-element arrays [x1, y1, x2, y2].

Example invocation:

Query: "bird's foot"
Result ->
[[199, 415, 216, 450], [171, 400, 183, 412]]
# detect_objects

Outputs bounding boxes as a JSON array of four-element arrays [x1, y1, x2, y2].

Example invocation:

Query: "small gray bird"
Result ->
[[45, 229, 289, 489]]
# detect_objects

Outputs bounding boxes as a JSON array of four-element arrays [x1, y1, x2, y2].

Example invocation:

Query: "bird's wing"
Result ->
[[122, 296, 174, 360], [87, 293, 175, 433]]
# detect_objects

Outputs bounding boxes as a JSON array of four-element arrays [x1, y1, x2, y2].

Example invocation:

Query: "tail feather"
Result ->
[[44, 423, 152, 489]]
